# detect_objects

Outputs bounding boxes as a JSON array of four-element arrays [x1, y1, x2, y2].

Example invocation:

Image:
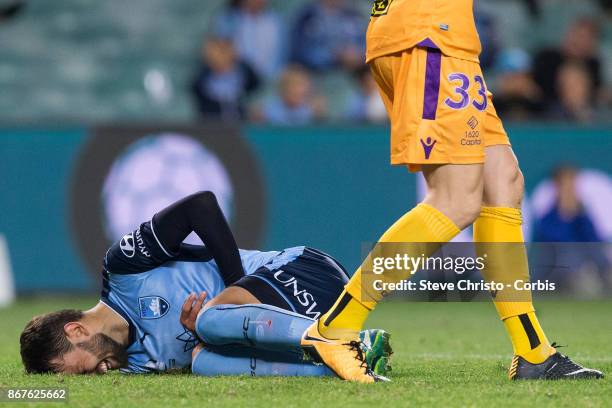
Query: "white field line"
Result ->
[[401, 352, 612, 363]]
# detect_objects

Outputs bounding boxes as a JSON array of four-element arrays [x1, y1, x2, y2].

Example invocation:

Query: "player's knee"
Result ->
[[511, 167, 525, 205], [448, 188, 483, 227], [425, 190, 482, 229], [191, 191, 219, 210], [423, 164, 484, 228], [438, 195, 481, 229], [193, 190, 217, 202], [455, 197, 483, 228], [498, 164, 525, 207]]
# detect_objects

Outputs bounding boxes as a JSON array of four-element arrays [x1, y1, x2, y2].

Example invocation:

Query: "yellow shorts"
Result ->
[[369, 46, 510, 171]]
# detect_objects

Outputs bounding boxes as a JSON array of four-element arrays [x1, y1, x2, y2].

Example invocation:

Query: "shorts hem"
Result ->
[[233, 275, 293, 311], [391, 155, 486, 167], [483, 140, 512, 148]]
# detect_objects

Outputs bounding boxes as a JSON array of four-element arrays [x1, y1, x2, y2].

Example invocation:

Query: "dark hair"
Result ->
[[552, 163, 578, 181], [20, 309, 84, 374]]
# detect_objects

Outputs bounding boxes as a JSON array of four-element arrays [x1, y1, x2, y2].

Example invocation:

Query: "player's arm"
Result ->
[[151, 191, 245, 286], [103, 191, 244, 285]]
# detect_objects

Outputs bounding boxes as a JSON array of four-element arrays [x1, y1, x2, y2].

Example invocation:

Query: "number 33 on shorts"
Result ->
[[445, 73, 488, 112], [426, 51, 510, 168], [368, 47, 510, 169]]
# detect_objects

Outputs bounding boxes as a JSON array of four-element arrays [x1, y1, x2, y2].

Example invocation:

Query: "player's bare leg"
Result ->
[[481, 146, 524, 208], [421, 163, 484, 228], [301, 163, 483, 382]]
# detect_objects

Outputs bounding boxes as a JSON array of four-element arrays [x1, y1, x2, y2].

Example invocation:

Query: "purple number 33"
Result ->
[[444, 73, 488, 112]]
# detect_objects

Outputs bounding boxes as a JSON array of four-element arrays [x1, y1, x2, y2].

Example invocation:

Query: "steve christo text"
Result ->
[[372, 279, 556, 293]]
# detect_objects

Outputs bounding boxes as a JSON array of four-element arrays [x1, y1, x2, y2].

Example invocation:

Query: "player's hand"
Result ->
[[180, 291, 207, 332]]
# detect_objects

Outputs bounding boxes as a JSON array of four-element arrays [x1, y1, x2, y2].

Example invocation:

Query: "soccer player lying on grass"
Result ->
[[19, 191, 391, 377]]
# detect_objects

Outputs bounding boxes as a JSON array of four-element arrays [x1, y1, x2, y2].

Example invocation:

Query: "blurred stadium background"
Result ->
[[0, 0, 610, 303]]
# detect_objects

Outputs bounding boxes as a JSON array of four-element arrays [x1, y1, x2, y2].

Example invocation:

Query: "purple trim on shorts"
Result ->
[[423, 48, 442, 120], [417, 38, 439, 49]]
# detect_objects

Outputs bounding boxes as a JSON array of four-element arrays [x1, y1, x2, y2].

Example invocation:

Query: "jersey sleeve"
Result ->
[[103, 221, 177, 274]]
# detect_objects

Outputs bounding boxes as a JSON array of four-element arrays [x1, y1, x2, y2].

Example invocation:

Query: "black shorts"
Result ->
[[233, 247, 350, 320]]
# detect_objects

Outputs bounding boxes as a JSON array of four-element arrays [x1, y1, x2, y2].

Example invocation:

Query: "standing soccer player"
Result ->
[[301, 0, 604, 382]]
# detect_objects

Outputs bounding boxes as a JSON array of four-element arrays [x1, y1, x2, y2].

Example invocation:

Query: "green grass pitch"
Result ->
[[0, 297, 610, 407]]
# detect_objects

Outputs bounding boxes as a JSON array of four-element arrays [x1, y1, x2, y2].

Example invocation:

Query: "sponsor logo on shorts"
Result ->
[[467, 116, 479, 130], [461, 136, 481, 146], [462, 118, 482, 146], [273, 270, 321, 319], [420, 137, 437, 159]]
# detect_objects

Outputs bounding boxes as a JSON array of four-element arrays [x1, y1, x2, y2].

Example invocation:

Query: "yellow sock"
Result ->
[[504, 312, 555, 363], [318, 291, 372, 340], [319, 203, 460, 339], [474, 207, 555, 363]]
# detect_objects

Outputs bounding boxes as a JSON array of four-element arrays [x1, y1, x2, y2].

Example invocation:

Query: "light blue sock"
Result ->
[[195, 304, 313, 355], [191, 346, 333, 377]]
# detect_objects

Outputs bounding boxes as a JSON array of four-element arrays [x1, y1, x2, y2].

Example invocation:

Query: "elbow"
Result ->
[[194, 190, 217, 202], [190, 191, 219, 212]]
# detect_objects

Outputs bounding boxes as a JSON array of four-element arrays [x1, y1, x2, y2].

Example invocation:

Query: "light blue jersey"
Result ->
[[100, 220, 305, 373]]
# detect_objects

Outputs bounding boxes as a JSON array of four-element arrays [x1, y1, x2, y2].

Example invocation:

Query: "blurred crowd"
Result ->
[[532, 164, 611, 294], [192, 0, 381, 124], [191, 0, 612, 125], [495, 18, 609, 123]]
